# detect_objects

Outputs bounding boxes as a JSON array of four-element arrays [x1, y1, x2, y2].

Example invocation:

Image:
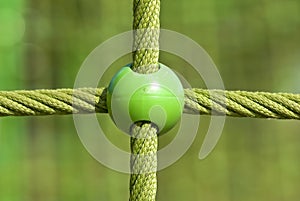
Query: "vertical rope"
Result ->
[[130, 123, 158, 201], [132, 0, 160, 74], [130, 0, 160, 200]]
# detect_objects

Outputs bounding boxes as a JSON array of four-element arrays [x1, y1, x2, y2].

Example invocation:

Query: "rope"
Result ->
[[184, 89, 300, 119], [130, 122, 158, 201], [130, 0, 161, 200], [1, 88, 300, 120], [0, 88, 106, 116], [132, 0, 160, 74], [3, 0, 298, 200]]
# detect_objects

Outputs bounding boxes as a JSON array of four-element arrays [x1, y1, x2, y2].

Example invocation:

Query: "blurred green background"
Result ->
[[1, 0, 300, 200]]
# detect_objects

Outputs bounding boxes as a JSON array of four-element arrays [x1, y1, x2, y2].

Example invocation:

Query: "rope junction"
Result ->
[[1, 0, 299, 200], [130, 0, 161, 200], [1, 88, 300, 120]]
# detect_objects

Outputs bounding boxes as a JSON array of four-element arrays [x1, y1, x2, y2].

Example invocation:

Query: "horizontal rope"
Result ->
[[0, 88, 107, 116], [184, 88, 300, 119], [0, 88, 300, 119]]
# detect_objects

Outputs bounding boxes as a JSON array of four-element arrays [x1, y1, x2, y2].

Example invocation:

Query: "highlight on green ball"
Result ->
[[107, 63, 185, 135]]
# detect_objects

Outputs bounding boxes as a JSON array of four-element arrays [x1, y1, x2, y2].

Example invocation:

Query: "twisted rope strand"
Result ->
[[0, 88, 106, 116], [184, 89, 300, 119], [1, 88, 300, 120]]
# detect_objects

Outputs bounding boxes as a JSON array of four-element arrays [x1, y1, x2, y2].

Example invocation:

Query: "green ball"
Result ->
[[107, 63, 184, 134]]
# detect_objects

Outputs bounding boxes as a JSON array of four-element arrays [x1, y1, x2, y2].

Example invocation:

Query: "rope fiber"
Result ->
[[1, 1, 300, 200], [130, 122, 158, 201], [132, 0, 160, 74], [184, 88, 300, 119], [130, 0, 161, 200], [2, 0, 299, 201], [0, 88, 106, 116], [1, 88, 300, 120]]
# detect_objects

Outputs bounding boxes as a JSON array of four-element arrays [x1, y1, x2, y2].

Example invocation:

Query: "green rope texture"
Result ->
[[132, 0, 160, 74], [184, 89, 300, 119], [0, 88, 106, 116], [131, 0, 161, 200], [1, 1, 297, 201], [130, 122, 158, 201], [1, 88, 300, 119]]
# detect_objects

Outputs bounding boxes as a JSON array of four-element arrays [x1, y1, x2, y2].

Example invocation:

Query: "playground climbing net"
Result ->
[[0, 0, 299, 201]]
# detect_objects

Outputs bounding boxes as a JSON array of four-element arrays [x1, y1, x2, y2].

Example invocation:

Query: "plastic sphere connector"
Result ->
[[107, 63, 184, 134]]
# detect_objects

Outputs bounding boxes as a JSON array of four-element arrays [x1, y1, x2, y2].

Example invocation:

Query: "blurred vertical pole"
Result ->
[[261, 0, 300, 199], [182, 0, 231, 199], [24, 0, 59, 200], [24, 0, 40, 199]]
